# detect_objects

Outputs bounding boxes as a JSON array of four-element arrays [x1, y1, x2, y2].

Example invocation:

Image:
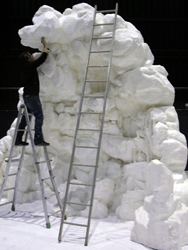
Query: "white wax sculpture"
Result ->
[[0, 3, 188, 250]]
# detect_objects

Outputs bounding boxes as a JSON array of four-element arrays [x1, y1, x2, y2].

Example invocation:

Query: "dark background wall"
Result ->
[[0, 0, 187, 144]]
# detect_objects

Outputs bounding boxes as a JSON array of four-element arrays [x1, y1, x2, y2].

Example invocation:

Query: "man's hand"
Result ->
[[41, 37, 46, 45], [41, 37, 48, 53]]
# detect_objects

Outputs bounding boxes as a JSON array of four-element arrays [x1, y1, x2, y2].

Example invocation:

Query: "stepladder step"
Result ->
[[45, 192, 56, 200], [63, 221, 87, 227], [0, 201, 13, 206], [69, 182, 93, 187], [75, 145, 98, 149], [5, 158, 22, 163], [66, 201, 91, 207], [35, 159, 52, 164], [72, 163, 97, 168], [42, 175, 55, 182]]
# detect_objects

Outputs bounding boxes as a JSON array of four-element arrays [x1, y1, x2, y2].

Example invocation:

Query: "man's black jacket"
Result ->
[[22, 52, 48, 96]]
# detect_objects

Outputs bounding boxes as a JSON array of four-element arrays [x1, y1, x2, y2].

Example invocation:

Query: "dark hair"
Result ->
[[19, 51, 31, 63]]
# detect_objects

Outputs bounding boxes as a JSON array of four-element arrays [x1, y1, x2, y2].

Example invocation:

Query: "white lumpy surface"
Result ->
[[1, 3, 188, 250]]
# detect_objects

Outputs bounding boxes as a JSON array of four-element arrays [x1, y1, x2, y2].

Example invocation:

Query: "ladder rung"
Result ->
[[35, 159, 52, 164], [0, 201, 13, 206], [92, 36, 113, 39], [88, 65, 108, 68], [80, 112, 103, 115], [66, 201, 91, 207], [75, 145, 98, 149], [83, 95, 104, 98], [78, 128, 100, 132], [6, 173, 17, 177], [69, 182, 93, 187], [63, 221, 87, 227], [72, 163, 96, 168], [4, 187, 15, 191], [96, 9, 115, 13], [85, 80, 106, 82], [94, 22, 114, 26], [90, 50, 111, 53], [42, 176, 55, 181]]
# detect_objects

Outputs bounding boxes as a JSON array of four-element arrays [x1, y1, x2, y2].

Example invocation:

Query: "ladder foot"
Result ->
[[11, 205, 15, 211], [58, 240, 61, 243], [46, 223, 51, 229]]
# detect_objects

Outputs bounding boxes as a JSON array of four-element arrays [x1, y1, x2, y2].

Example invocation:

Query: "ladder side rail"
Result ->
[[43, 146, 63, 210], [0, 106, 23, 200], [24, 104, 50, 227], [58, 5, 98, 242], [11, 114, 33, 211], [84, 3, 118, 246], [95, 2, 118, 153]]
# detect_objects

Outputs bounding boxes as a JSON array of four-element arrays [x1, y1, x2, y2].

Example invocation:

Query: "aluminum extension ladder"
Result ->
[[58, 3, 118, 246], [0, 104, 63, 228]]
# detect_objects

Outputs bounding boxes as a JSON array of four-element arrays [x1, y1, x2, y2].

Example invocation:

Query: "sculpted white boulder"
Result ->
[[0, 3, 188, 250], [131, 160, 188, 250]]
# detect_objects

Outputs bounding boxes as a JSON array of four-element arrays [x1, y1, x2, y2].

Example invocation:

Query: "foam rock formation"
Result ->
[[0, 3, 188, 250]]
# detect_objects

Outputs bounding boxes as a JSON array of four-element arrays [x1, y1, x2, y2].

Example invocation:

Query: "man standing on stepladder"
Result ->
[[16, 37, 50, 146]]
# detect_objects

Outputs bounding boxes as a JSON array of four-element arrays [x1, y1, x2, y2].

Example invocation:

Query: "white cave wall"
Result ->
[[0, 3, 188, 250]]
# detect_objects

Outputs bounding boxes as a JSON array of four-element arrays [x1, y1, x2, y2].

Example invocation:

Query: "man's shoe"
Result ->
[[15, 140, 29, 146], [35, 141, 50, 146]]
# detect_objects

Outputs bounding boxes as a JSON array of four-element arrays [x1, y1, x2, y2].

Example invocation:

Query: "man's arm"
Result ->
[[28, 37, 48, 69]]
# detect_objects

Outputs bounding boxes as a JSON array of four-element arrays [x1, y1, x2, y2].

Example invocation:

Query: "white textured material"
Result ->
[[131, 160, 188, 250], [0, 3, 188, 250]]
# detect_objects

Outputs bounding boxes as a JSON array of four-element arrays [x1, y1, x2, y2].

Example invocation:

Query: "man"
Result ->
[[16, 37, 49, 146]]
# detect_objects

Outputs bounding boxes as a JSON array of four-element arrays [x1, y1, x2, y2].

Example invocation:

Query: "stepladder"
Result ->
[[58, 3, 118, 246], [0, 103, 63, 228]]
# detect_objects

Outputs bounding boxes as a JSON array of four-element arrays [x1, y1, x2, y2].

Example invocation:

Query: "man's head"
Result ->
[[19, 51, 34, 63]]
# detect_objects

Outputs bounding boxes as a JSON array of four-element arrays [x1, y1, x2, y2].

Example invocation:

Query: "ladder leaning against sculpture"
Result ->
[[0, 104, 63, 228], [58, 3, 118, 246]]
